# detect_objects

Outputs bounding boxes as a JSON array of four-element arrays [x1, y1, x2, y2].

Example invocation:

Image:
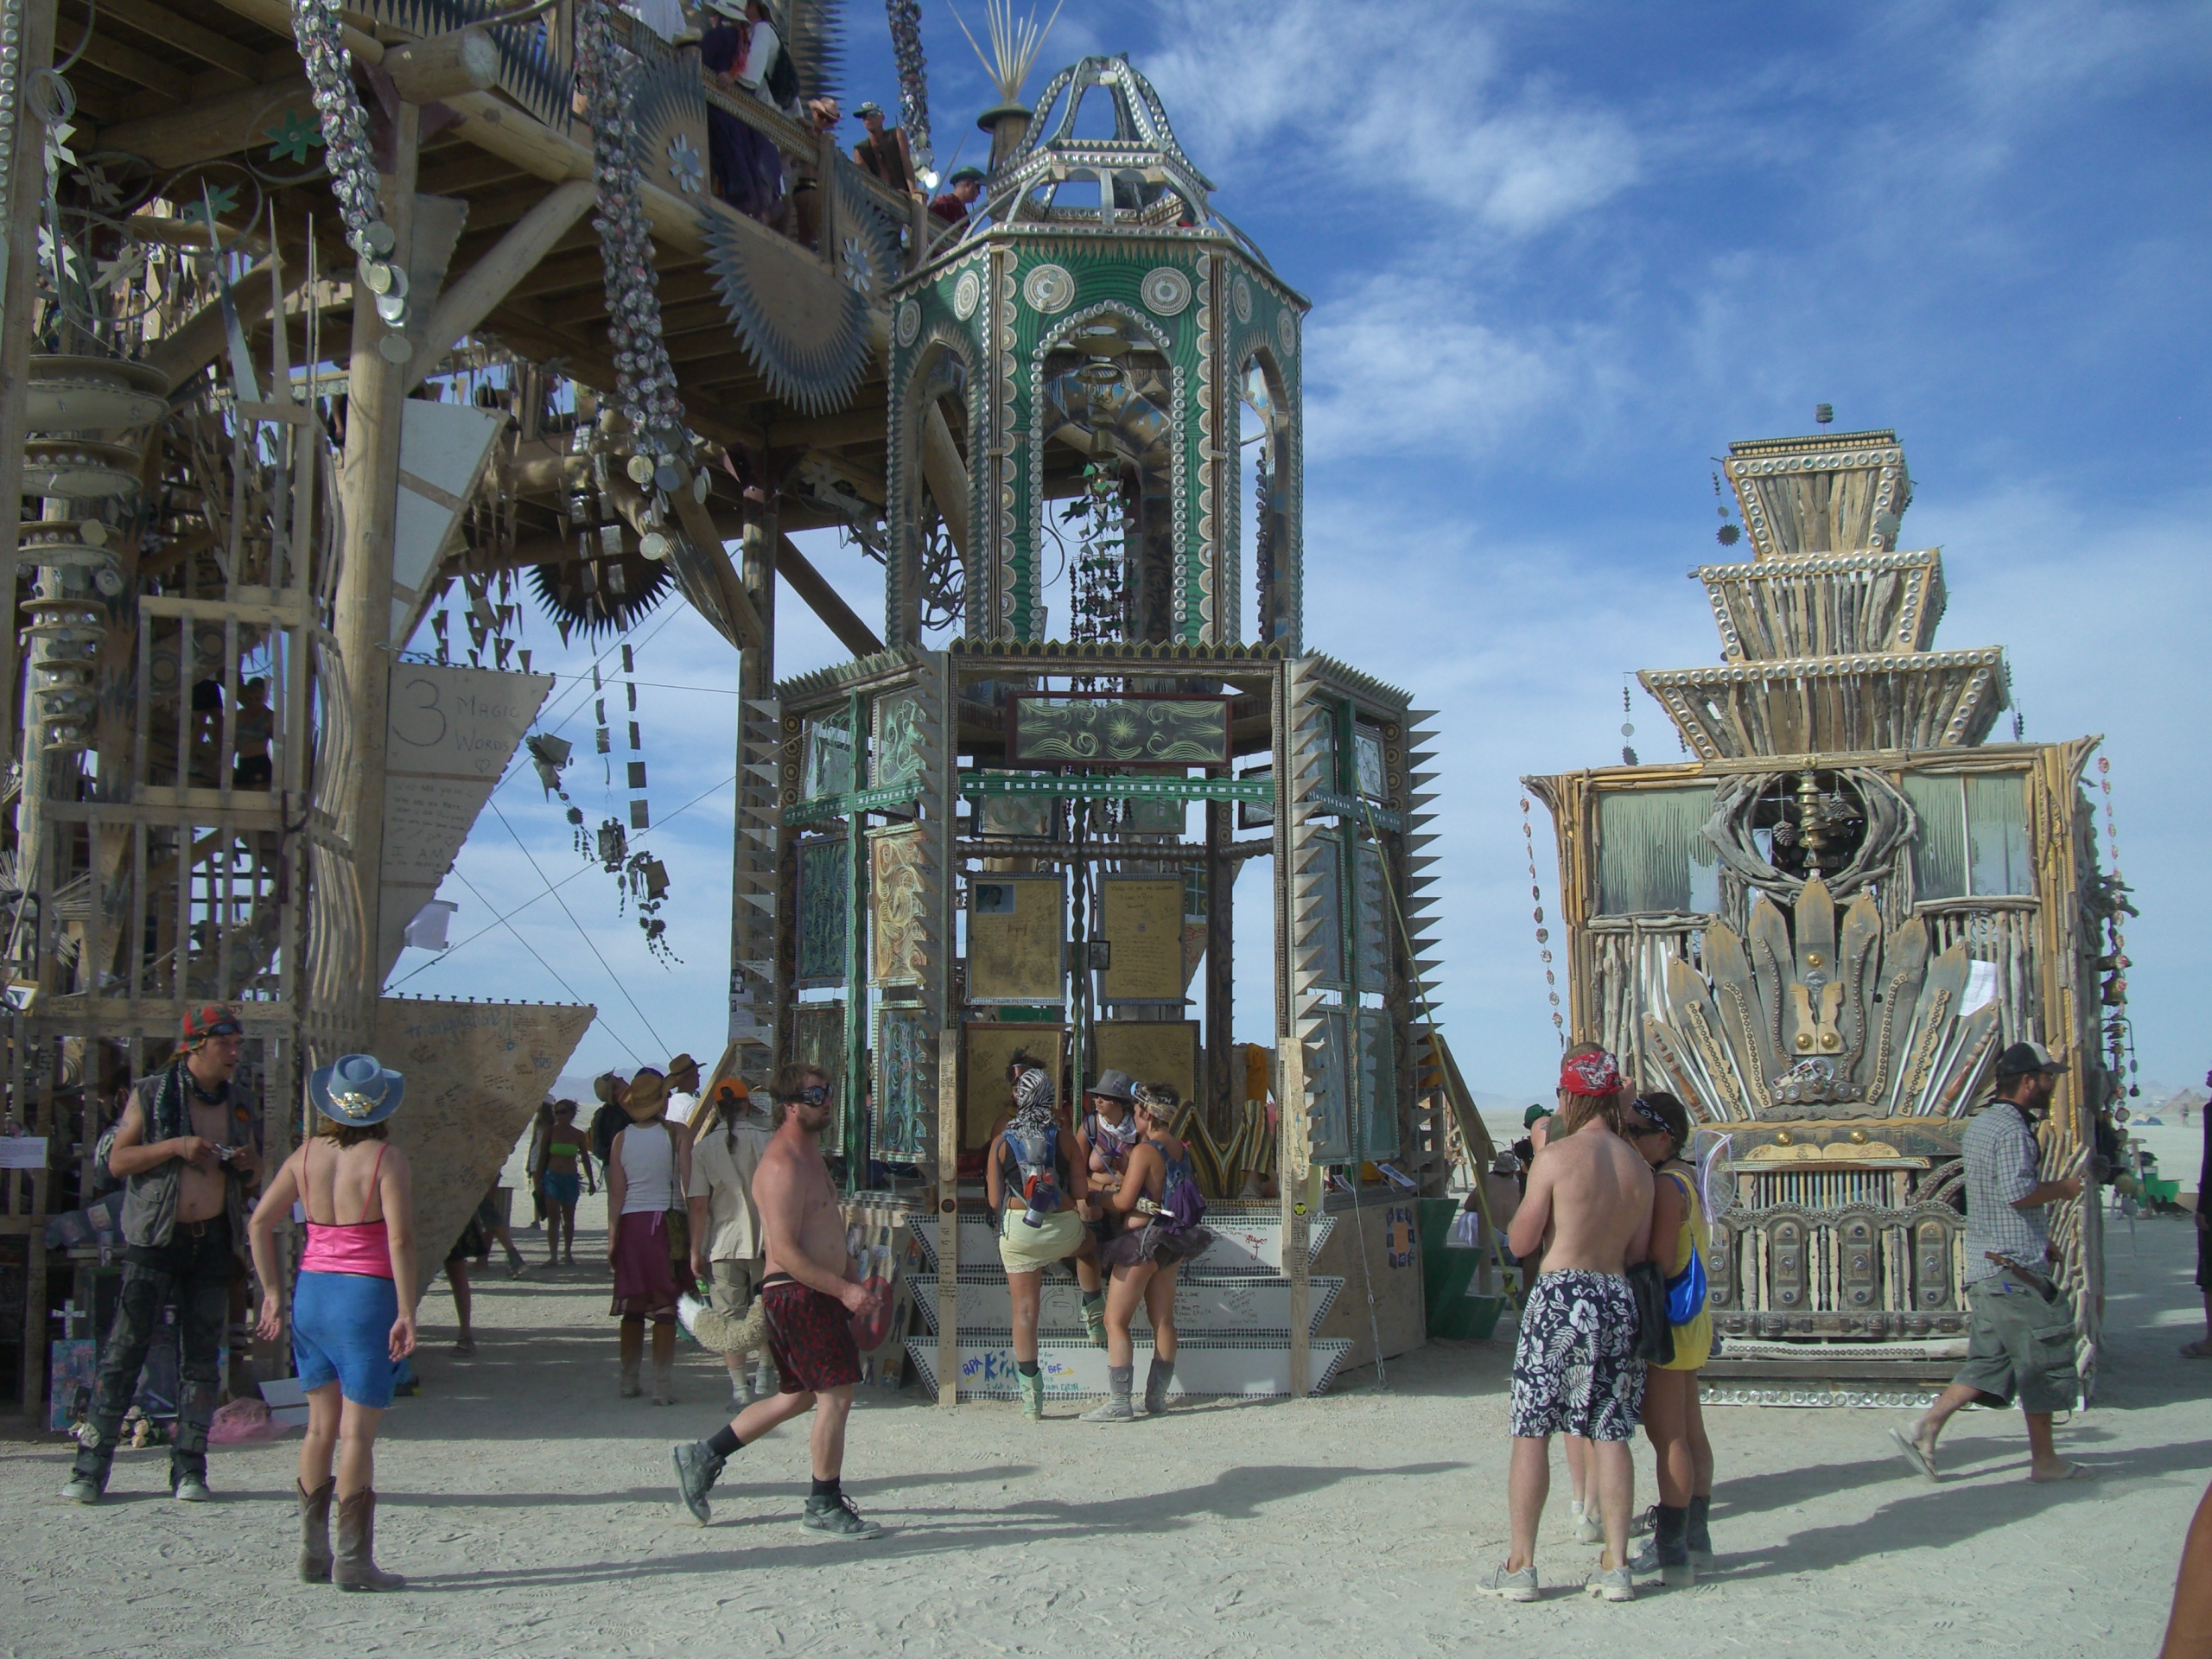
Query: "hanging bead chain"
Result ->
[[576, 0, 684, 461], [1522, 795, 1563, 1046], [886, 0, 933, 176], [1620, 678, 1638, 766], [292, 0, 404, 321], [2096, 754, 2139, 1099]]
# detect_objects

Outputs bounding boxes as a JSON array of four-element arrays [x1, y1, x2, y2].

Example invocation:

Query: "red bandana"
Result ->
[[1559, 1049, 1622, 1097]]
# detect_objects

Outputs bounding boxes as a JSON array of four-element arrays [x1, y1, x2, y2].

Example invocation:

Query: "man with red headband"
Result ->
[[1479, 1043, 1654, 1604], [63, 1005, 260, 1504]]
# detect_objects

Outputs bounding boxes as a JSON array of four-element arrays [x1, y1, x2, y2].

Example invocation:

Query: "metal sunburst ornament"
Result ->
[[667, 133, 704, 195]]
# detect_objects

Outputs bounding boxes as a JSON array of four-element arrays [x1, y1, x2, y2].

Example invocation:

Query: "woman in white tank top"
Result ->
[[605, 1071, 690, 1402]]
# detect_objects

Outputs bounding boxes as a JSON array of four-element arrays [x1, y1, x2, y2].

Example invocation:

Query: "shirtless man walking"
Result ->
[[1479, 1046, 1653, 1604], [671, 1063, 886, 1537]]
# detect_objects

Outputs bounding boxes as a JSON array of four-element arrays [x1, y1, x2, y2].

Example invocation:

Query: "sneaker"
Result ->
[[1585, 1564, 1635, 1602], [800, 1493, 883, 1538], [671, 1441, 725, 1526], [173, 1473, 213, 1503], [1079, 1396, 1135, 1423], [1572, 1501, 1602, 1546], [59, 1472, 102, 1504], [1627, 1541, 1694, 1587], [1476, 1562, 1538, 1602]]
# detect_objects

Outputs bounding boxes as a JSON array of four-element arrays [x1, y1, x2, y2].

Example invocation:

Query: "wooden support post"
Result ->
[[937, 1033, 960, 1405], [1205, 795, 1235, 1133], [404, 178, 594, 391], [0, 0, 59, 774], [1281, 1037, 1311, 1399], [331, 102, 420, 1028], [776, 532, 883, 658]]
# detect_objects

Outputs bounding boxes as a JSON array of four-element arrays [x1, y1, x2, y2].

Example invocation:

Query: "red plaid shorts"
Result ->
[[761, 1280, 862, 1394]]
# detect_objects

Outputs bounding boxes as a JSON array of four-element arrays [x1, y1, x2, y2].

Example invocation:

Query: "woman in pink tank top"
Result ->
[[247, 1053, 416, 1593]]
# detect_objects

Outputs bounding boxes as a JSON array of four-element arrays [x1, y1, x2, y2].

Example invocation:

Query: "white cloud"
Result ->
[[1144, 0, 1637, 236]]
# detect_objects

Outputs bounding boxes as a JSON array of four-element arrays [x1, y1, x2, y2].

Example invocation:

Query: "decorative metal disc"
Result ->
[[1141, 266, 1191, 317], [1232, 272, 1253, 324], [1022, 262, 1076, 315], [952, 266, 981, 321], [896, 298, 922, 347], [1276, 306, 1297, 358]]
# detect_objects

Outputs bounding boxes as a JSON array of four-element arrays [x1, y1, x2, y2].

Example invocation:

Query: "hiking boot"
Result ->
[[801, 1492, 883, 1538], [173, 1472, 213, 1503], [298, 1479, 334, 1581], [1476, 1562, 1538, 1602], [60, 1471, 104, 1504], [1081, 1363, 1134, 1422], [1019, 1369, 1046, 1420], [672, 1441, 725, 1526], [1649, 1503, 1694, 1586], [1571, 1499, 1602, 1545], [1686, 1496, 1713, 1567], [1081, 1297, 1108, 1348], [619, 1363, 642, 1398], [1585, 1564, 1635, 1602], [1144, 1357, 1175, 1415], [334, 1490, 404, 1592]]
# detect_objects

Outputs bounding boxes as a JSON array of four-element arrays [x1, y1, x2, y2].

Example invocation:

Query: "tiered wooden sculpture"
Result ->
[[1529, 429, 2119, 1403], [753, 57, 1448, 1400]]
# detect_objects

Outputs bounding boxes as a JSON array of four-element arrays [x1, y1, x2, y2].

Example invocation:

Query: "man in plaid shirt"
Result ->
[[1891, 1042, 2088, 1484]]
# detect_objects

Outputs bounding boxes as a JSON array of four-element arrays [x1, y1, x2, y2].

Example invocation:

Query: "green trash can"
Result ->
[[1416, 1198, 1505, 1340]]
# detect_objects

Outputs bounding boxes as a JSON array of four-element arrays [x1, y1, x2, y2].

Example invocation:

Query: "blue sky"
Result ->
[[398, 0, 2212, 1103]]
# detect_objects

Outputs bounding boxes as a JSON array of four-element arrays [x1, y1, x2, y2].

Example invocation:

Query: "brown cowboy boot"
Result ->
[[333, 1489, 405, 1592], [297, 1479, 334, 1582]]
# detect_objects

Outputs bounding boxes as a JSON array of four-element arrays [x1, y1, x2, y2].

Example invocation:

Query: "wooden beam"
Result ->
[[921, 403, 971, 560], [94, 71, 312, 168], [98, 0, 260, 80], [777, 532, 882, 657], [766, 404, 888, 449], [666, 464, 767, 652], [60, 8, 191, 100], [383, 28, 497, 102], [417, 149, 530, 197], [404, 177, 594, 391]]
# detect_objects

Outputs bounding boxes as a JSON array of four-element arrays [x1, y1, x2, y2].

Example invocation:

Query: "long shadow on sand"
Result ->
[[1698, 1434, 2212, 1581], [395, 1459, 1470, 1591]]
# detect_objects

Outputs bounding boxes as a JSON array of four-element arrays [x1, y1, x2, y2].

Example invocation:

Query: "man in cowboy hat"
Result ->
[[851, 99, 918, 198], [664, 1053, 704, 1129], [64, 1004, 262, 1503]]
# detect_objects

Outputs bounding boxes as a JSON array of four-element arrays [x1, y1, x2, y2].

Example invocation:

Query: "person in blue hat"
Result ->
[[247, 1053, 417, 1592]]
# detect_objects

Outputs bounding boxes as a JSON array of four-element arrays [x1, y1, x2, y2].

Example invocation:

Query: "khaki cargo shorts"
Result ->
[[1954, 1277, 2079, 1414], [709, 1258, 759, 1319]]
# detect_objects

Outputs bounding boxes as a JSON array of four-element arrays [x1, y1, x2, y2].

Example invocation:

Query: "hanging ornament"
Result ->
[[1620, 678, 1638, 767], [886, 0, 934, 177], [1522, 796, 1564, 1046]]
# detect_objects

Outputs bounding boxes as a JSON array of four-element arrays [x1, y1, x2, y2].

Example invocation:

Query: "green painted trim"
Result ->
[[788, 780, 926, 828], [960, 772, 1274, 803]]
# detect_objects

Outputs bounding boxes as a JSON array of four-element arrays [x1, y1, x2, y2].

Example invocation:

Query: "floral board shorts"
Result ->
[[1510, 1268, 1646, 1442], [760, 1279, 862, 1395]]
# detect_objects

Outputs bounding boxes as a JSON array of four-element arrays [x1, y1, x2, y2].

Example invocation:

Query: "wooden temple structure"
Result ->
[[0, 0, 1465, 1420], [1528, 429, 2124, 1404]]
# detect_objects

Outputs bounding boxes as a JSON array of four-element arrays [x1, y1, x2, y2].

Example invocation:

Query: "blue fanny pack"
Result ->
[[1665, 1243, 1707, 1325]]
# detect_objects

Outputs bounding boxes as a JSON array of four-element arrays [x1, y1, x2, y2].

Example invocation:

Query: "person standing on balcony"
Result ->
[[852, 101, 918, 198], [701, 0, 785, 220]]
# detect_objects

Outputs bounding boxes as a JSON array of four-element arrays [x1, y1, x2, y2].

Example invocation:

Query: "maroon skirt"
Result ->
[[609, 1210, 679, 1317]]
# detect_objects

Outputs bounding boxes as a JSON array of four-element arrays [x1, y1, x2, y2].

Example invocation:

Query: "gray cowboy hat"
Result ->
[[1088, 1069, 1137, 1103], [309, 1053, 405, 1127]]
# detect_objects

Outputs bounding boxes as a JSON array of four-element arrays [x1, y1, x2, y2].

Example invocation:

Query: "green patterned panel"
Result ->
[[796, 836, 848, 986], [1308, 836, 1346, 988], [1310, 1008, 1351, 1161], [1354, 841, 1390, 985], [874, 1006, 932, 1162], [802, 708, 854, 799], [1009, 243, 1209, 643], [1009, 696, 1230, 766], [874, 688, 928, 791], [1355, 1011, 1400, 1160]]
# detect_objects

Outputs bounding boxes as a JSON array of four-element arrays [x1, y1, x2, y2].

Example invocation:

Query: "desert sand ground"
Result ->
[[5, 1175, 2205, 1659]]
